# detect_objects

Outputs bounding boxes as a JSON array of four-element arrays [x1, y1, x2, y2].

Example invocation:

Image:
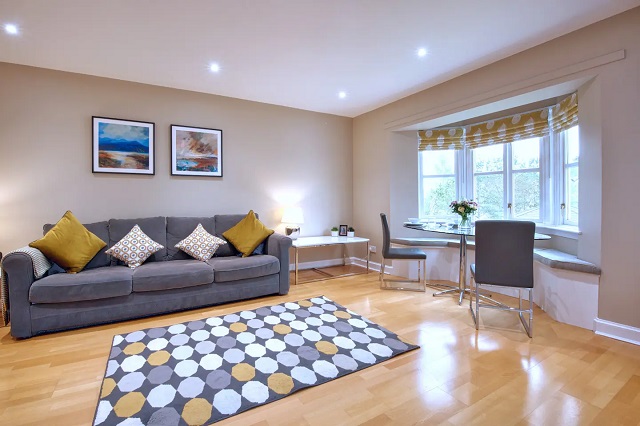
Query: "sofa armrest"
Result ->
[[2, 252, 35, 338], [265, 233, 292, 295]]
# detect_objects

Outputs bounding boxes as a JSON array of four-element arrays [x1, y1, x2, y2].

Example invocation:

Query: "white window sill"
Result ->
[[536, 224, 581, 239]]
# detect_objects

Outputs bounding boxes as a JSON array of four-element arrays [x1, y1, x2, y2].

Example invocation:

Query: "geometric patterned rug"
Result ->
[[93, 296, 419, 425]]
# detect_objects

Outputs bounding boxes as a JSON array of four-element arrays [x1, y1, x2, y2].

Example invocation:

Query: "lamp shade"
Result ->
[[282, 206, 304, 224]]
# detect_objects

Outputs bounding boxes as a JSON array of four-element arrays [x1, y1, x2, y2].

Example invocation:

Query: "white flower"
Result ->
[[457, 206, 465, 213]]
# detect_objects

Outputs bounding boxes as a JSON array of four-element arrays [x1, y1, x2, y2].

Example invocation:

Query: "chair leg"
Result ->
[[517, 288, 534, 338], [474, 280, 480, 330], [469, 276, 480, 329], [379, 261, 385, 282]]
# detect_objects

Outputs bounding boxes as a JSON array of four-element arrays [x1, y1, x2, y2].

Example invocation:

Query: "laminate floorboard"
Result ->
[[1, 270, 639, 425]]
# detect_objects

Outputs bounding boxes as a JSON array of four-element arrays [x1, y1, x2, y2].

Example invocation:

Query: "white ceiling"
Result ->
[[1, 1, 638, 117]]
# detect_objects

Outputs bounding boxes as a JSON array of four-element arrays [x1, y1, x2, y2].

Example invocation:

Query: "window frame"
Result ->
[[418, 128, 578, 228]]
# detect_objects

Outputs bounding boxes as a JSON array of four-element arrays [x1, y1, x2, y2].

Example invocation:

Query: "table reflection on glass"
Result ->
[[404, 222, 550, 304]]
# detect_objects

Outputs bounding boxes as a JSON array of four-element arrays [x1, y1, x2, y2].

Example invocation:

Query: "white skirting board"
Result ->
[[594, 318, 640, 346], [289, 257, 384, 273]]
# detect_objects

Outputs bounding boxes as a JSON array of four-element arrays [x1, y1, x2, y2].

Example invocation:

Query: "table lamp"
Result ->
[[282, 206, 304, 240]]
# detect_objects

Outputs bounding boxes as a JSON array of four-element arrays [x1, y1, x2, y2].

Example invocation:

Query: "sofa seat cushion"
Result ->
[[207, 255, 279, 283], [132, 260, 214, 292], [29, 266, 133, 304]]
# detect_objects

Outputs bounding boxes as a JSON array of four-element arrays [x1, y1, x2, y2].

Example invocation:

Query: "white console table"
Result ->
[[291, 236, 370, 285]]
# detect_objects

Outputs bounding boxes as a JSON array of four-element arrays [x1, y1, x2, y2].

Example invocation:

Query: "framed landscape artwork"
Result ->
[[92, 116, 155, 175], [171, 125, 223, 177]]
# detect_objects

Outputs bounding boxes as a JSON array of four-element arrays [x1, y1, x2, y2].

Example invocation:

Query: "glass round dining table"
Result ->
[[404, 223, 550, 304]]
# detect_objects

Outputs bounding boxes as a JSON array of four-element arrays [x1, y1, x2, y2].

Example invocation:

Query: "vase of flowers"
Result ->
[[450, 199, 478, 230]]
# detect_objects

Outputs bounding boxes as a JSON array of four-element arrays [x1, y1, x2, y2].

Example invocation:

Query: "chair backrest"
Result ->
[[380, 213, 391, 257], [474, 220, 535, 288]]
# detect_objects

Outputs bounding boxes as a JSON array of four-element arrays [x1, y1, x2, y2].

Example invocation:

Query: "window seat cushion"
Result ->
[[533, 248, 600, 275]]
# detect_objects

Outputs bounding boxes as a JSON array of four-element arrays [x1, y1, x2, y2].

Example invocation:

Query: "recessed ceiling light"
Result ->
[[4, 23, 19, 35], [209, 63, 220, 73], [338, 91, 347, 99], [417, 48, 428, 58]]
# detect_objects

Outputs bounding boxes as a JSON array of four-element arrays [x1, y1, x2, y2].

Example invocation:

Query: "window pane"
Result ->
[[422, 177, 456, 217], [513, 171, 540, 220], [566, 126, 579, 164], [473, 145, 503, 173], [565, 166, 579, 223], [512, 138, 539, 170], [421, 150, 455, 176], [474, 174, 504, 219]]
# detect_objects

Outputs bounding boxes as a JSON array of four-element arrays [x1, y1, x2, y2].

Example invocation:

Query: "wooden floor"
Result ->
[[1, 268, 640, 425]]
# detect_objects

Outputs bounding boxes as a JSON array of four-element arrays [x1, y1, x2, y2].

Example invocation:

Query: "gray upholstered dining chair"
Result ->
[[469, 220, 536, 337], [379, 213, 426, 292]]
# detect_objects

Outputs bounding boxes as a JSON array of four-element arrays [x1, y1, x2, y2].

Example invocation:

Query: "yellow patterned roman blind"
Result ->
[[550, 93, 578, 133], [418, 127, 465, 151], [465, 107, 550, 149]]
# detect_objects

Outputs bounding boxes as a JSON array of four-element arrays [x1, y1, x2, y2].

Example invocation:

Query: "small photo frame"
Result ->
[[339, 225, 348, 236], [92, 116, 155, 175], [171, 125, 223, 177]]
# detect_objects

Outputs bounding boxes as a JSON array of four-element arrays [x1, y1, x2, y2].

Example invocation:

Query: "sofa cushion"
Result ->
[[43, 220, 111, 270], [132, 260, 214, 292], [106, 225, 164, 269], [222, 210, 274, 257], [214, 214, 248, 257], [29, 266, 133, 304], [175, 224, 227, 261], [30, 211, 106, 273], [109, 217, 167, 263], [207, 255, 279, 283], [166, 217, 216, 260]]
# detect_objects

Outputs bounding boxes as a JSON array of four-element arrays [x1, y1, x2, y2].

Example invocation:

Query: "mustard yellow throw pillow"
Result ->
[[223, 210, 274, 257], [29, 211, 106, 273]]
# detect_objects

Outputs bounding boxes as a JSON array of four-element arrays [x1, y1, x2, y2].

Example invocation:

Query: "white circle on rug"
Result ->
[[175, 360, 199, 377], [190, 329, 210, 342], [255, 357, 279, 374], [277, 351, 300, 367], [125, 330, 145, 343], [223, 314, 240, 323], [318, 326, 338, 337], [289, 320, 308, 331], [305, 317, 323, 327], [285, 302, 300, 310], [256, 328, 274, 340], [351, 348, 376, 364], [112, 335, 124, 346], [210, 326, 229, 337], [348, 318, 368, 329], [94, 401, 112, 425], [117, 372, 145, 392], [279, 312, 296, 322], [301, 330, 322, 342], [364, 327, 386, 339], [332, 354, 358, 371], [320, 314, 337, 323], [291, 366, 317, 385], [106, 360, 119, 377], [213, 389, 242, 415], [265, 338, 286, 352], [333, 336, 356, 349], [237, 332, 256, 344], [240, 310, 256, 319], [121, 355, 145, 372], [263, 315, 281, 325], [311, 297, 325, 304], [242, 381, 270, 404], [171, 345, 194, 360], [168, 324, 187, 334], [177, 377, 205, 399], [284, 333, 304, 347], [245, 343, 267, 358], [247, 319, 265, 329], [200, 354, 223, 370], [368, 343, 393, 358], [206, 317, 223, 327], [169, 334, 189, 346], [223, 348, 245, 364], [195, 341, 216, 355], [147, 384, 177, 408], [349, 331, 371, 344], [312, 360, 339, 378], [147, 338, 169, 351]]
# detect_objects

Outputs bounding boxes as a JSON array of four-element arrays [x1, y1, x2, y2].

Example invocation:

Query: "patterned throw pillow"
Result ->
[[105, 225, 164, 269], [175, 223, 227, 261]]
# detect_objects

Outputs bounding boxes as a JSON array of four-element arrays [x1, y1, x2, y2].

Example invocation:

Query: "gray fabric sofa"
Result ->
[[3, 214, 292, 339]]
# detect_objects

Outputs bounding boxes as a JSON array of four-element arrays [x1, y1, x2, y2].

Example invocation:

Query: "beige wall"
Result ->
[[354, 8, 640, 328], [0, 63, 353, 255]]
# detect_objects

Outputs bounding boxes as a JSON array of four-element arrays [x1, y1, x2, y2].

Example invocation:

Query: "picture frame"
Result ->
[[171, 125, 223, 177], [92, 116, 155, 175], [339, 225, 348, 236]]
